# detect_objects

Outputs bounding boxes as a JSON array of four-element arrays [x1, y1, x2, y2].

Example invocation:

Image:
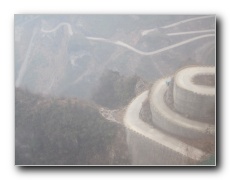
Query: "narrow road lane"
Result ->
[[150, 77, 215, 134], [41, 22, 73, 36], [41, 22, 214, 57], [167, 29, 215, 36], [124, 91, 207, 161], [16, 29, 37, 87], [175, 66, 215, 95], [142, 15, 214, 36], [87, 34, 214, 56]]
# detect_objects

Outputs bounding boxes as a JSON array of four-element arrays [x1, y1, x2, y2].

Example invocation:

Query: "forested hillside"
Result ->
[[15, 88, 130, 165], [92, 70, 139, 109]]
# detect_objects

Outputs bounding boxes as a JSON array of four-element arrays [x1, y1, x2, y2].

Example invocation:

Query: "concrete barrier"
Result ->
[[126, 129, 200, 165]]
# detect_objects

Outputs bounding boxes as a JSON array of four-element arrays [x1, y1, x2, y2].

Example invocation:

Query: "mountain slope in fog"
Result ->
[[15, 15, 215, 101], [15, 88, 130, 165]]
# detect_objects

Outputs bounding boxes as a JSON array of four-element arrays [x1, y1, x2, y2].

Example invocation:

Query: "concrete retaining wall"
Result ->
[[124, 66, 215, 165], [150, 102, 212, 138], [173, 66, 215, 123], [149, 78, 214, 138], [173, 82, 215, 123], [126, 129, 198, 165]]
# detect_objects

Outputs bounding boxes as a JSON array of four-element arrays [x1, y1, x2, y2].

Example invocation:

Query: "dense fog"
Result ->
[[15, 15, 216, 165]]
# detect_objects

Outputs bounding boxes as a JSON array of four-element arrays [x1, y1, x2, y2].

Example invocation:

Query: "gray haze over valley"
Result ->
[[15, 15, 216, 165]]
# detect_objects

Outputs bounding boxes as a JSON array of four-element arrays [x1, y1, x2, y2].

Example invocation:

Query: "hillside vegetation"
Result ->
[[92, 70, 139, 109], [15, 88, 130, 165]]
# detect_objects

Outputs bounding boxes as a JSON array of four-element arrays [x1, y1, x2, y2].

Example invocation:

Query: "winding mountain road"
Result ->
[[41, 22, 73, 36], [167, 29, 215, 36], [124, 90, 207, 161], [175, 66, 215, 95], [16, 29, 37, 87], [39, 16, 215, 163], [41, 17, 215, 57], [142, 15, 214, 36], [163, 15, 214, 29], [86, 34, 214, 56], [150, 77, 215, 134]]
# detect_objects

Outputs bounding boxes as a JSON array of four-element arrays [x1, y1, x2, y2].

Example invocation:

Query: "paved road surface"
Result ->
[[142, 15, 214, 36], [87, 34, 214, 56], [124, 90, 207, 161], [167, 29, 215, 36], [150, 78, 215, 134], [16, 29, 37, 87], [42, 22, 214, 57], [175, 66, 215, 95], [41, 22, 73, 36]]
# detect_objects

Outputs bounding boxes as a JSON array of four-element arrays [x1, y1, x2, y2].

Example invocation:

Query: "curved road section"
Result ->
[[150, 77, 215, 137], [41, 22, 73, 36], [16, 29, 37, 87], [175, 66, 215, 96], [41, 22, 214, 57], [124, 90, 207, 161], [167, 29, 215, 36], [142, 15, 214, 36], [87, 34, 214, 56], [174, 66, 215, 121]]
